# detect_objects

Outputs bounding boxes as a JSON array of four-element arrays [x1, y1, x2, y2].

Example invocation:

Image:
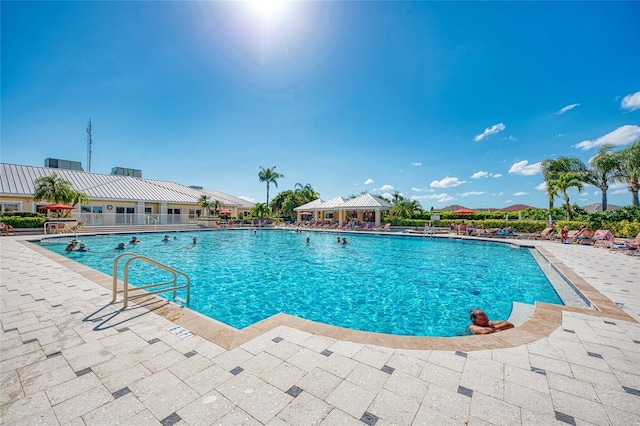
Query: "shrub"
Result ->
[[0, 215, 46, 228]]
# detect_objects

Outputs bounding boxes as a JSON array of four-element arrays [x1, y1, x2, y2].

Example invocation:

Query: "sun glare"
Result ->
[[247, 0, 289, 23]]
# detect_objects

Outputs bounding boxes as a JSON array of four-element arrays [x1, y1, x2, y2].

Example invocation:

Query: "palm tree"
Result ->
[[541, 157, 588, 210], [294, 183, 319, 202], [258, 166, 284, 206], [391, 199, 415, 219], [252, 202, 270, 219], [550, 171, 584, 220], [586, 144, 623, 211], [616, 140, 640, 206], [211, 199, 221, 216], [33, 172, 74, 204], [197, 194, 211, 217], [390, 191, 403, 204]]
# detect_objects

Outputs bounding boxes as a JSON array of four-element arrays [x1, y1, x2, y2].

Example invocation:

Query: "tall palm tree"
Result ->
[[197, 194, 211, 217], [541, 157, 588, 210], [258, 166, 284, 206], [586, 144, 623, 211], [616, 140, 640, 206], [390, 191, 403, 204], [550, 171, 584, 220]]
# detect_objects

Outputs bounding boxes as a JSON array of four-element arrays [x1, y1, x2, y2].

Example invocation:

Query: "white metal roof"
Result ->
[[340, 193, 393, 209], [318, 196, 346, 210], [0, 163, 254, 207], [294, 198, 324, 211]]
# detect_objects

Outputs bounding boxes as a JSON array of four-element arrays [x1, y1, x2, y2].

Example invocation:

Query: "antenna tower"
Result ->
[[86, 118, 93, 172]]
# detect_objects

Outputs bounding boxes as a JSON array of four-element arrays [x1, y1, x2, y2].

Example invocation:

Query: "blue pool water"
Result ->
[[39, 230, 563, 337]]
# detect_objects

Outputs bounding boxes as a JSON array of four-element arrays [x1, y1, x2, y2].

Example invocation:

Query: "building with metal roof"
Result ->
[[0, 163, 254, 226]]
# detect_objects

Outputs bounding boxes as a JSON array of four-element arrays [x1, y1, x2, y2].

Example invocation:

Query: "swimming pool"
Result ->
[[39, 230, 563, 337]]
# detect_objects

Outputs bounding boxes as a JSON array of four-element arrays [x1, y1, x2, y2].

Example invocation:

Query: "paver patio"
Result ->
[[1, 234, 638, 425]]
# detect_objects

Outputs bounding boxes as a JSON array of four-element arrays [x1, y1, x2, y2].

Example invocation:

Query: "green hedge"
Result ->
[[0, 215, 46, 228]]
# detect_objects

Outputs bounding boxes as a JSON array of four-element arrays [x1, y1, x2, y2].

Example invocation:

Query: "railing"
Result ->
[[145, 214, 158, 230], [112, 253, 190, 308]]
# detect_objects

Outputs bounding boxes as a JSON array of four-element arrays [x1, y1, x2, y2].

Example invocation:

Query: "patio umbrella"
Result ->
[[300, 211, 312, 215], [38, 203, 76, 210], [452, 208, 475, 214], [219, 209, 232, 215]]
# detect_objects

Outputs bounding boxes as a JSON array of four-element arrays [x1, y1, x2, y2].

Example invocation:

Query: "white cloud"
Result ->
[[535, 182, 547, 191], [410, 162, 422, 166], [505, 135, 517, 141], [471, 171, 489, 179], [411, 187, 432, 192], [493, 173, 502, 178], [474, 123, 506, 142], [238, 195, 256, 203], [556, 103, 580, 114], [430, 177, 465, 188], [505, 200, 513, 203], [508, 160, 541, 176], [380, 184, 394, 191], [364, 178, 374, 185], [460, 191, 486, 197], [556, 133, 565, 138], [611, 188, 627, 195], [621, 91, 640, 111], [514, 192, 528, 196], [412, 193, 453, 203], [575, 124, 640, 150]]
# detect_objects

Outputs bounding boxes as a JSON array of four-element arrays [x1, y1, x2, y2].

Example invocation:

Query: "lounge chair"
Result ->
[[0, 222, 16, 236], [608, 233, 640, 253]]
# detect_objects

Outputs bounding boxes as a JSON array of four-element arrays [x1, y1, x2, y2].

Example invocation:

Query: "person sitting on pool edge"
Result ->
[[468, 308, 514, 334]]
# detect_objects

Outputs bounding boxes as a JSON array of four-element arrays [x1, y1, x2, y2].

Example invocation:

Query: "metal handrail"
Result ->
[[146, 214, 158, 231], [112, 253, 190, 308]]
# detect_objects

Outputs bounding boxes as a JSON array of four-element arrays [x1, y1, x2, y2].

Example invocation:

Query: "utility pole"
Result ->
[[86, 118, 92, 172]]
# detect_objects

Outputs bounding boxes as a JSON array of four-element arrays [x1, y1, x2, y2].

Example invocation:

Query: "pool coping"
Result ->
[[22, 233, 636, 352]]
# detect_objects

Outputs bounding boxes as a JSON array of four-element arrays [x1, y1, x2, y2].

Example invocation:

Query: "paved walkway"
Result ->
[[1, 236, 639, 425]]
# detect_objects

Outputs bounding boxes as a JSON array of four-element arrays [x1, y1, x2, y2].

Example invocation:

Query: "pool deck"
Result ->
[[1, 234, 639, 425]]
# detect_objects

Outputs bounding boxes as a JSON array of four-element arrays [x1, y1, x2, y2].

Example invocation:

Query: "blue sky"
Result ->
[[2, 1, 639, 209]]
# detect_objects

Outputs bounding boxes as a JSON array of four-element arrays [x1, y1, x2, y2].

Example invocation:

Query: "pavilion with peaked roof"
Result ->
[[294, 193, 392, 227]]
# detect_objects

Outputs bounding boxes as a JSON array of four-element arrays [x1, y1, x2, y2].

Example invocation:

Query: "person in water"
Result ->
[[162, 235, 170, 242], [65, 240, 79, 252], [130, 236, 141, 244], [78, 243, 89, 252], [115, 243, 126, 250], [468, 309, 514, 334], [192, 237, 197, 244]]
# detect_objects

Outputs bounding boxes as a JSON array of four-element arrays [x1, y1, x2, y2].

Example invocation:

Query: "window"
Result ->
[[81, 206, 103, 214], [1, 203, 20, 213]]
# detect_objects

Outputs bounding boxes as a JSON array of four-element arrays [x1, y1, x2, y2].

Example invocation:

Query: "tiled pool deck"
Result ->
[[1, 234, 639, 425]]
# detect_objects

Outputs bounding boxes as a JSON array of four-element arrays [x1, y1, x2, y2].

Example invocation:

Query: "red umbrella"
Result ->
[[300, 211, 312, 215], [452, 208, 475, 214], [219, 209, 232, 215], [38, 203, 76, 210]]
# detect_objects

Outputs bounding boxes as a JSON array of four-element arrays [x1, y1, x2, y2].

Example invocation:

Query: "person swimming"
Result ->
[[78, 243, 89, 252], [467, 309, 514, 335], [130, 236, 141, 244], [162, 235, 170, 242], [115, 243, 126, 250], [192, 237, 197, 244], [65, 240, 79, 252]]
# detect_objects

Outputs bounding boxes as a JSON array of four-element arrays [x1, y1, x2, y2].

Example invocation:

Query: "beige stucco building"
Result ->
[[0, 163, 255, 226]]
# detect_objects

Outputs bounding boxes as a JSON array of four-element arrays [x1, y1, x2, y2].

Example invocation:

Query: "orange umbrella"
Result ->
[[219, 209, 232, 215], [38, 203, 75, 210], [452, 208, 475, 214]]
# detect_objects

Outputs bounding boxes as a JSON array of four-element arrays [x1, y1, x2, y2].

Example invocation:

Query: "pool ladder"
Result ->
[[112, 253, 190, 308]]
